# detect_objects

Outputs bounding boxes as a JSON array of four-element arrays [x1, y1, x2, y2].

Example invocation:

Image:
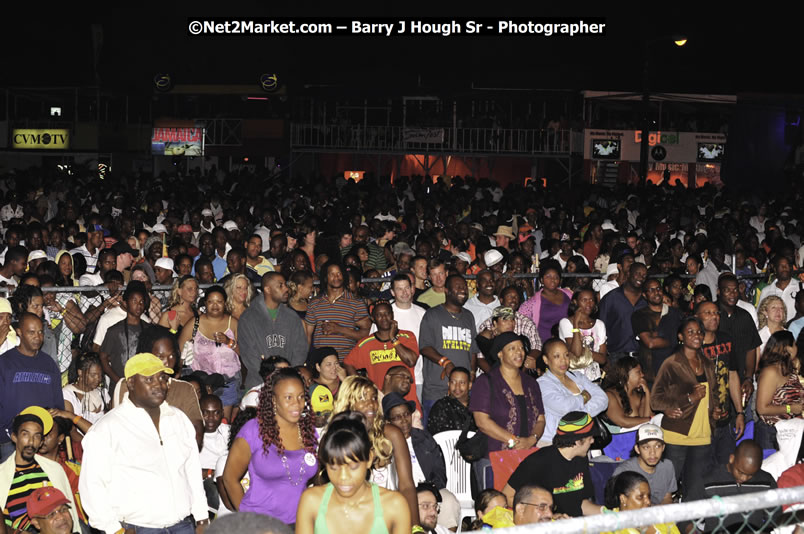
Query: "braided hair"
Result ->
[[256, 368, 317, 457], [68, 352, 108, 414]]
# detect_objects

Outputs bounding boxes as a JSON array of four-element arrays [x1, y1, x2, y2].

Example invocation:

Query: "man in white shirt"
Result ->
[[385, 274, 426, 400], [758, 255, 797, 320], [79, 353, 209, 534], [463, 270, 500, 331], [199, 394, 230, 516]]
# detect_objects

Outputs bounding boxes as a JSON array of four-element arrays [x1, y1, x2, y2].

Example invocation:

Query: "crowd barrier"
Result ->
[[484, 486, 804, 533]]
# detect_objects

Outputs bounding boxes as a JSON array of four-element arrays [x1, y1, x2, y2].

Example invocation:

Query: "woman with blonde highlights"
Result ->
[[331, 376, 419, 525], [224, 273, 255, 320], [158, 275, 199, 332]]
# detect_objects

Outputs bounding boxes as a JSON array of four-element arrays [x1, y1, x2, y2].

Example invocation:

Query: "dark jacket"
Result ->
[[410, 427, 447, 489], [651, 351, 717, 436]]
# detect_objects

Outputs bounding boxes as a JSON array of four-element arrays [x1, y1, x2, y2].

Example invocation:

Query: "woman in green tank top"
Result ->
[[296, 412, 412, 534]]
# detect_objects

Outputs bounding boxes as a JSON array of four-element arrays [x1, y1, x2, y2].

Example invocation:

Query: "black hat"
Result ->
[[381, 392, 415, 418], [489, 331, 523, 360], [111, 240, 137, 257]]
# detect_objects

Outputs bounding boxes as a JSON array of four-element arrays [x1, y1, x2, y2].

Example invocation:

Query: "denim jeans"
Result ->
[[421, 399, 437, 428], [712, 421, 738, 466], [121, 517, 195, 534], [664, 442, 713, 499]]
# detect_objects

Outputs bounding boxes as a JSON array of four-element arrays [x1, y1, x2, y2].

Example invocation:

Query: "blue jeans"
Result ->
[[215, 371, 242, 407], [421, 399, 437, 428], [121, 517, 195, 534], [664, 442, 713, 499], [712, 422, 738, 466]]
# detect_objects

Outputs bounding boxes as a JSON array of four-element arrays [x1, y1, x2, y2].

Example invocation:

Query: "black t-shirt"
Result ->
[[702, 331, 738, 420], [506, 445, 595, 517], [717, 302, 761, 381], [100, 319, 144, 380], [631, 306, 683, 379]]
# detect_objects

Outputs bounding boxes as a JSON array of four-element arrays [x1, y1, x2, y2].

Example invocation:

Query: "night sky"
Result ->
[[2, 6, 801, 95]]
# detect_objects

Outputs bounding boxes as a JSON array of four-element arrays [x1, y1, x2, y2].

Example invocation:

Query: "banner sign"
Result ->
[[404, 128, 444, 144], [151, 127, 204, 156], [13, 129, 70, 149]]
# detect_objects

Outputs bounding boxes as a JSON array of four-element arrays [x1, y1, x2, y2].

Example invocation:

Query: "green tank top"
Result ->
[[314, 482, 389, 534]]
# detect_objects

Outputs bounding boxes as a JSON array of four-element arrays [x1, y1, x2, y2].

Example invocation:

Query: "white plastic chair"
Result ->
[[433, 430, 476, 526]]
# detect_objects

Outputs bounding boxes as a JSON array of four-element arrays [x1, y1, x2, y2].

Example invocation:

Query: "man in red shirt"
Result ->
[[345, 301, 420, 407]]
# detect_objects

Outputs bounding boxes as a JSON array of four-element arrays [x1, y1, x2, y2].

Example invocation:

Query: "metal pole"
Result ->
[[639, 46, 651, 187]]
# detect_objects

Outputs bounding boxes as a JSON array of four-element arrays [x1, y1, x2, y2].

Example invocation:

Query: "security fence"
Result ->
[[487, 486, 804, 533]]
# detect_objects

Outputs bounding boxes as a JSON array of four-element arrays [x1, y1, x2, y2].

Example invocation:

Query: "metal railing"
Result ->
[[487, 486, 804, 533], [290, 124, 584, 155]]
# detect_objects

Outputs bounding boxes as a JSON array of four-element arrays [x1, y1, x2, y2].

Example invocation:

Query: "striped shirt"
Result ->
[[305, 291, 369, 361], [3, 462, 51, 531], [69, 244, 99, 274]]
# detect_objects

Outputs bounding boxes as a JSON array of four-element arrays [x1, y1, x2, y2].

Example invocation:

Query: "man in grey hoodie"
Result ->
[[238, 272, 308, 389]]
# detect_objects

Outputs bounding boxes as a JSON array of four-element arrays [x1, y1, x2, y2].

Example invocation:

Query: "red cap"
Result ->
[[26, 487, 69, 518]]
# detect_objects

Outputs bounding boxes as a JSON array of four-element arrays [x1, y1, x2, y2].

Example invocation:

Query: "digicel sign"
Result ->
[[13, 129, 70, 149], [151, 128, 203, 143]]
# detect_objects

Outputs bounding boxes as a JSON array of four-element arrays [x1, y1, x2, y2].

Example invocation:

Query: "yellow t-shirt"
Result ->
[[602, 508, 681, 534], [664, 382, 711, 446]]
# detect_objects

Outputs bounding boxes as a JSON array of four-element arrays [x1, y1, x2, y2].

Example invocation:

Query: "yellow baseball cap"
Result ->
[[19, 406, 54, 435], [124, 353, 175, 380], [309, 384, 334, 415], [0, 297, 11, 314]]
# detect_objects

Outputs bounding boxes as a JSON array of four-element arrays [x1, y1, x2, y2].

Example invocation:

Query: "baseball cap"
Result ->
[[177, 224, 193, 234], [88, 224, 104, 233], [28, 250, 47, 261], [26, 487, 70, 518], [555, 411, 600, 440], [0, 297, 11, 314], [124, 353, 175, 380], [381, 391, 415, 418], [154, 257, 175, 272], [19, 406, 54, 435], [636, 423, 664, 445], [309, 384, 334, 415], [152, 223, 168, 234], [491, 306, 515, 321], [201, 208, 213, 217], [223, 220, 239, 232]]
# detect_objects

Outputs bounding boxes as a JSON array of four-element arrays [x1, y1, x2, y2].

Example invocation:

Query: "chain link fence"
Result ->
[[486, 486, 804, 533]]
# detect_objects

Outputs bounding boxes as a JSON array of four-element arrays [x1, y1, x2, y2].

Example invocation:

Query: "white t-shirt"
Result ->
[[406, 436, 427, 484], [200, 424, 231, 470], [558, 318, 607, 351]]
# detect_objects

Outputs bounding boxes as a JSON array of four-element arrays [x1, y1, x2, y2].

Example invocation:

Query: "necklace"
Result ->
[[280, 425, 307, 486]]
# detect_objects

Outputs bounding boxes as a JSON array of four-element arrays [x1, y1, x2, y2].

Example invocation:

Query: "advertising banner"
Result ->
[[151, 127, 204, 156], [12, 129, 70, 149]]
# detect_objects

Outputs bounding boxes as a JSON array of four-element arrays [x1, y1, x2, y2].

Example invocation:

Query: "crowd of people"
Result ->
[[2, 167, 804, 533]]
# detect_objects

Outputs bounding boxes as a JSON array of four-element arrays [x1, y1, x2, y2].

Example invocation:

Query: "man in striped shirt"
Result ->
[[305, 261, 371, 362], [69, 222, 104, 275], [1, 408, 80, 533]]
